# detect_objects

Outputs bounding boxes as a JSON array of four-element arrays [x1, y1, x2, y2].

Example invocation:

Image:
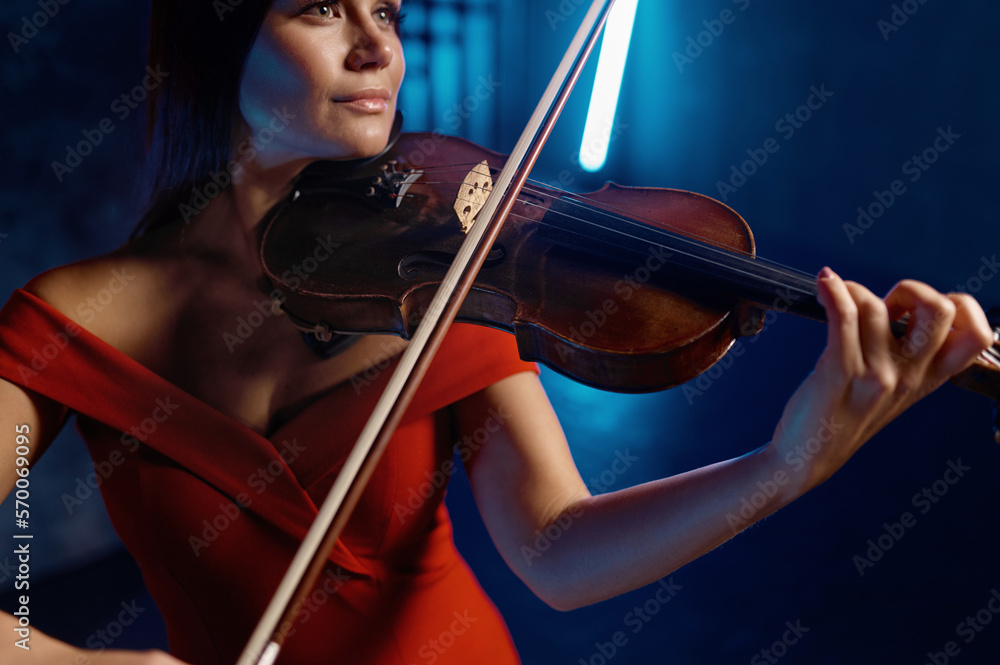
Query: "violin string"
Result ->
[[410, 163, 811, 278], [395, 175, 820, 300], [987, 344, 1000, 365], [410, 203, 819, 304], [501, 196, 1000, 372], [518, 177, 820, 283], [384, 169, 1000, 364], [399, 164, 819, 286], [409, 187, 819, 303], [521, 186, 820, 288]]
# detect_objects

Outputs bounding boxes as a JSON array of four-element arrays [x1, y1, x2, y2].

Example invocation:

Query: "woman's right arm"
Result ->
[[0, 377, 187, 663]]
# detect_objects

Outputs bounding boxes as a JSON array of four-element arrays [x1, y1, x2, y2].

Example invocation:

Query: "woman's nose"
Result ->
[[346, 22, 395, 71]]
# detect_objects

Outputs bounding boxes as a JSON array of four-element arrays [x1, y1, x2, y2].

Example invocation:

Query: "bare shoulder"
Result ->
[[22, 223, 199, 357]]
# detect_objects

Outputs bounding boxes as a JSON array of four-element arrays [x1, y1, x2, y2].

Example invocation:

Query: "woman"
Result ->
[[0, 0, 993, 663]]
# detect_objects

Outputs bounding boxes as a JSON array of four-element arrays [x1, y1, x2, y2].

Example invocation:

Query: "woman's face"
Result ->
[[237, 0, 405, 164]]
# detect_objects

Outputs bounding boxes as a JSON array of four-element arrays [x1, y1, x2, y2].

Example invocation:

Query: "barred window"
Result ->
[[398, 0, 501, 146]]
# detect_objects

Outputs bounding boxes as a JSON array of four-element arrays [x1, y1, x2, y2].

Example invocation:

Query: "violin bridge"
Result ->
[[453, 161, 494, 234]]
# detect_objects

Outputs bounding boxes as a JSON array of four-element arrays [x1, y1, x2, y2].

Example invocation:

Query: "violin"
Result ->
[[259, 130, 1000, 407], [247, 127, 1000, 664], [238, 2, 1000, 660]]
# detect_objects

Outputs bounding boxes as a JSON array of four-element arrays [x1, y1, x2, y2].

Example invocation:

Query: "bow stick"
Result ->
[[236, 1, 620, 663]]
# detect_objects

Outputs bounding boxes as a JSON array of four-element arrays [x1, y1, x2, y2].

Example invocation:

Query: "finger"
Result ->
[[816, 267, 864, 377], [844, 280, 893, 376], [883, 279, 956, 374], [933, 292, 995, 377]]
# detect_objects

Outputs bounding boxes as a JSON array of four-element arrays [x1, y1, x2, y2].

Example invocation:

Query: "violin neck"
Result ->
[[537, 196, 827, 325]]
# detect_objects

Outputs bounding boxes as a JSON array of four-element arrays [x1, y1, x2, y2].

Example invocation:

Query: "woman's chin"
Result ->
[[314, 134, 393, 162], [317, 114, 396, 159]]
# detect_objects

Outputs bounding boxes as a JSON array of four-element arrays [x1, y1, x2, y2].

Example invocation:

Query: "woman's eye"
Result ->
[[298, 1, 401, 27], [302, 2, 338, 18], [374, 5, 403, 27]]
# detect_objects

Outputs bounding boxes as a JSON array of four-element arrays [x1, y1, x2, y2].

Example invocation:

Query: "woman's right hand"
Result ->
[[0, 330, 192, 664], [51, 648, 190, 664], [59, 648, 190, 664], [2, 610, 190, 664]]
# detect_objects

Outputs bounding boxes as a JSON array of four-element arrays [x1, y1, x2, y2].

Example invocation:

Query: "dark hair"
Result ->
[[131, 0, 274, 239]]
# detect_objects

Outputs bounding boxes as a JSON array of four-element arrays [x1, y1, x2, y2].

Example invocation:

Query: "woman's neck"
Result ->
[[184, 150, 313, 274]]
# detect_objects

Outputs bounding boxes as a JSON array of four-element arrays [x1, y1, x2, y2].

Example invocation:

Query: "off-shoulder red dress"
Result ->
[[0, 289, 538, 665]]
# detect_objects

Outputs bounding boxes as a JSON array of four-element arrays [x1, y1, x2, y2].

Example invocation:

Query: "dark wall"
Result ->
[[2, 1, 999, 663]]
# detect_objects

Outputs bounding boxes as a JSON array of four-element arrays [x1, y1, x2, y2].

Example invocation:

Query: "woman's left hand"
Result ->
[[769, 267, 994, 494]]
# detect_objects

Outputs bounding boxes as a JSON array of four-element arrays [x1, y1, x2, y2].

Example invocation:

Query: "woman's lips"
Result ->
[[334, 89, 391, 113]]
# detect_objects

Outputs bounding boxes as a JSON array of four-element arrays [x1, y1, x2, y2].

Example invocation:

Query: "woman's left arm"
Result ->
[[452, 269, 993, 611]]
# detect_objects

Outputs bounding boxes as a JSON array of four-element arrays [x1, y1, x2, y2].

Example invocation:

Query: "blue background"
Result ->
[[2, 0, 999, 663]]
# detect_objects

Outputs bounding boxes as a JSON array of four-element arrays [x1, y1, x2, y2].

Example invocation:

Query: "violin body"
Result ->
[[261, 133, 768, 392], [261, 131, 1000, 419]]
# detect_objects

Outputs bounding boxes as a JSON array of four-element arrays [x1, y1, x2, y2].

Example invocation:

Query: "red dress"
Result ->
[[0, 289, 538, 665]]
